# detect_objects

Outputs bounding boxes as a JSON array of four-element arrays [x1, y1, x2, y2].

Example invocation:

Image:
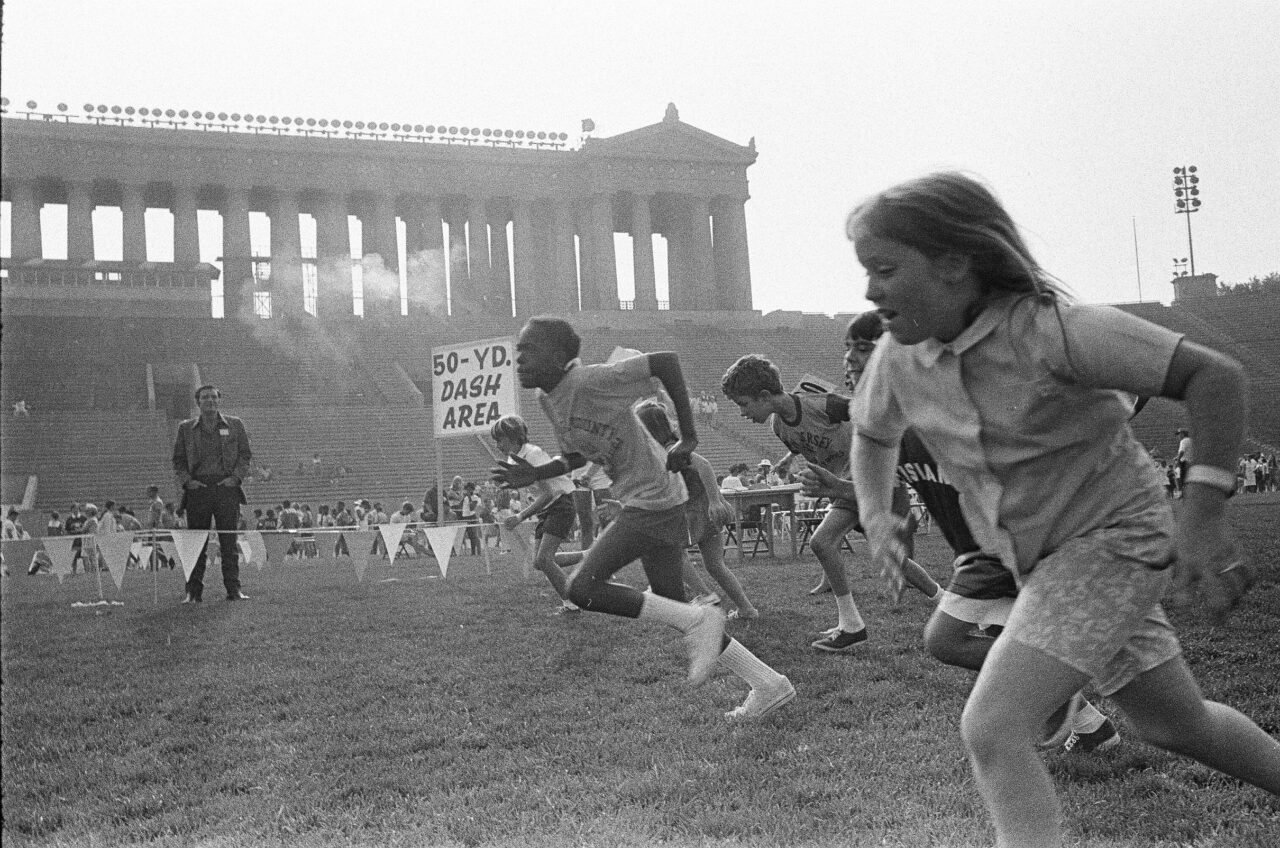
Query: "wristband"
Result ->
[[1185, 465, 1236, 493]]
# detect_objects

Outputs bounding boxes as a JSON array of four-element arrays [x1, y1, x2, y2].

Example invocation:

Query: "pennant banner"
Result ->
[[170, 530, 209, 581], [43, 536, 80, 582], [159, 540, 178, 567], [96, 533, 134, 591], [423, 526, 462, 578], [313, 530, 344, 559], [346, 529, 377, 582], [262, 532, 294, 567], [2, 538, 41, 575], [378, 523, 407, 566], [241, 531, 267, 570]]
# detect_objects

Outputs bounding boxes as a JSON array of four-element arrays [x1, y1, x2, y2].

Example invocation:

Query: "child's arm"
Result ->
[[505, 490, 555, 529], [645, 352, 697, 470], [691, 453, 735, 525], [492, 452, 587, 490], [851, 431, 910, 600], [1160, 340, 1252, 618]]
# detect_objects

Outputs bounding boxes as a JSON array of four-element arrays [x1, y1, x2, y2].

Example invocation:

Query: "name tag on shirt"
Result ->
[[219, 428, 230, 437]]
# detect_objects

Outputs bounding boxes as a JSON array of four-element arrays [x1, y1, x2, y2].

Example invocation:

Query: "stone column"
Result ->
[[271, 192, 303, 318], [361, 195, 399, 319], [121, 184, 148, 263], [447, 211, 470, 314], [466, 197, 492, 312], [713, 198, 752, 311], [629, 193, 657, 310], [9, 181, 43, 259], [404, 197, 444, 316], [66, 181, 96, 261], [173, 184, 201, 264], [314, 192, 352, 319], [489, 208, 512, 316], [511, 196, 536, 316], [552, 200, 579, 312], [585, 193, 618, 310], [688, 196, 715, 310], [221, 185, 254, 320], [666, 230, 689, 311]]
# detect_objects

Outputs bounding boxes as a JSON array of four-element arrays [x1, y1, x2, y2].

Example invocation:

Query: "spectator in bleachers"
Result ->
[[172, 384, 252, 602], [310, 452, 323, 477], [12, 399, 29, 418]]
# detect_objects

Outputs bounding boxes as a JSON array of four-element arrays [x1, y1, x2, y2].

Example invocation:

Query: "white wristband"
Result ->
[[1185, 465, 1236, 492]]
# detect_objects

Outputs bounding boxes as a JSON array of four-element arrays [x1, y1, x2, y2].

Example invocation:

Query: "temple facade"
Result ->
[[1, 103, 757, 320]]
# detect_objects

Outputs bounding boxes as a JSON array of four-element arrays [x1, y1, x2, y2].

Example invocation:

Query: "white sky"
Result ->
[[2, 0, 1277, 314]]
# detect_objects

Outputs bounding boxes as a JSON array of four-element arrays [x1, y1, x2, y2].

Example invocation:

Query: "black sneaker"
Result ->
[[810, 628, 868, 652], [226, 592, 250, 601], [1062, 718, 1120, 754]]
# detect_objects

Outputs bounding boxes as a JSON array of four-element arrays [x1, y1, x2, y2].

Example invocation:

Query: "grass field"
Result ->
[[3, 496, 1278, 847]]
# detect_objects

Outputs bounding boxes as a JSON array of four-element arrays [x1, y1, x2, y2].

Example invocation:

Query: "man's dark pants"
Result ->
[[184, 479, 243, 599]]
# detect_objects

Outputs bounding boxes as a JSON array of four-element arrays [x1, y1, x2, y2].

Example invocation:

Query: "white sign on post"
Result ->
[[431, 336, 519, 437]]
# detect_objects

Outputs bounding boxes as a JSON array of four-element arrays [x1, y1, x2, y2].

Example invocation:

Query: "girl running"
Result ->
[[845, 171, 1276, 846], [490, 414, 581, 615], [493, 317, 793, 719], [635, 399, 761, 620]]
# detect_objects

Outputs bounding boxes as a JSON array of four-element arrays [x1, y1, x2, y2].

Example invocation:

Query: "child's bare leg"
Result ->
[[961, 636, 1087, 848], [901, 556, 941, 598], [699, 536, 758, 617], [680, 550, 715, 598], [532, 534, 570, 600], [1111, 655, 1280, 793]]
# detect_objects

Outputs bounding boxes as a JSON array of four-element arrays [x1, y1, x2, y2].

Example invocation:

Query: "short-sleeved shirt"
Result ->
[[515, 442, 576, 501], [772, 392, 854, 477], [852, 295, 1180, 576], [538, 356, 687, 511]]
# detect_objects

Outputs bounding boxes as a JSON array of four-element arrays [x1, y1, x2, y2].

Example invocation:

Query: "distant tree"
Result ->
[[1217, 272, 1280, 296]]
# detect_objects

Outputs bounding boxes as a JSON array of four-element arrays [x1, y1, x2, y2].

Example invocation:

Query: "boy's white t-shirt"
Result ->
[[852, 296, 1182, 576], [515, 442, 575, 500], [538, 356, 687, 511]]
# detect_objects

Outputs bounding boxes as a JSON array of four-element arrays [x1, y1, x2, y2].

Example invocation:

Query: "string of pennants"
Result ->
[[1, 522, 537, 590]]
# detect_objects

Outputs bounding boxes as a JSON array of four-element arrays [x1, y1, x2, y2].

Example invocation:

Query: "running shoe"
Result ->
[[1037, 694, 1084, 752], [684, 605, 726, 685], [725, 677, 796, 720], [692, 592, 722, 607], [726, 608, 760, 621], [1062, 717, 1121, 754], [810, 628, 868, 652]]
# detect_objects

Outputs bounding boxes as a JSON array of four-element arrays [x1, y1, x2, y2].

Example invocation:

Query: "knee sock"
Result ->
[[636, 591, 701, 632], [835, 593, 865, 633], [718, 638, 785, 689], [1073, 699, 1107, 734]]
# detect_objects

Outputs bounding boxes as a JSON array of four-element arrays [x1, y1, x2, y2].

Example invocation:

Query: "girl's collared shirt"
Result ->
[[515, 442, 576, 499], [852, 295, 1180, 576]]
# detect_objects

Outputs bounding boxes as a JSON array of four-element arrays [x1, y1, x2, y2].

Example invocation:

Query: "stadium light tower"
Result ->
[[1172, 166, 1201, 276]]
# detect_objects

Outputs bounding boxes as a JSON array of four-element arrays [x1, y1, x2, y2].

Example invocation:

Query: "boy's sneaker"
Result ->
[[726, 608, 759, 621], [683, 605, 726, 685], [810, 628, 868, 652], [1037, 694, 1083, 752], [725, 676, 796, 720], [692, 592, 722, 607], [1062, 717, 1120, 754], [552, 603, 581, 616]]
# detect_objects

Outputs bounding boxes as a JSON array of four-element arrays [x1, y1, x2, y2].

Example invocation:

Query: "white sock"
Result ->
[[1072, 699, 1106, 734], [835, 593, 865, 633], [718, 638, 783, 689], [636, 591, 701, 632]]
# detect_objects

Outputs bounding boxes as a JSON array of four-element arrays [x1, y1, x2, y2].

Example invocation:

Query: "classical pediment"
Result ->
[[583, 104, 757, 165]]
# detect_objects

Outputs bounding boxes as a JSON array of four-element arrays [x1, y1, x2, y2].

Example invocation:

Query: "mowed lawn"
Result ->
[[3, 498, 1279, 848]]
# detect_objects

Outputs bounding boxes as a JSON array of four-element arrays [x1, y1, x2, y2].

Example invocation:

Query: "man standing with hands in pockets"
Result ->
[[173, 384, 253, 603]]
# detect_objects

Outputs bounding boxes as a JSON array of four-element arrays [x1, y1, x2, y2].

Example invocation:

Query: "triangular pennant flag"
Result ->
[[378, 523, 407, 566], [170, 530, 210, 581], [43, 536, 79, 583], [241, 531, 267, 570], [3, 538, 41, 575], [96, 533, 134, 591], [423, 526, 462, 578], [262, 531, 294, 566], [159, 540, 178, 566], [346, 529, 377, 582]]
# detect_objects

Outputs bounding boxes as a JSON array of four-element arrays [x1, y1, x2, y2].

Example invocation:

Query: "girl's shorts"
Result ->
[[938, 551, 1019, 628], [1002, 507, 1181, 696], [534, 494, 576, 541]]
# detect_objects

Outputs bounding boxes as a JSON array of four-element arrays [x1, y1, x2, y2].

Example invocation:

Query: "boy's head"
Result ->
[[721, 354, 784, 424], [490, 415, 529, 454]]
